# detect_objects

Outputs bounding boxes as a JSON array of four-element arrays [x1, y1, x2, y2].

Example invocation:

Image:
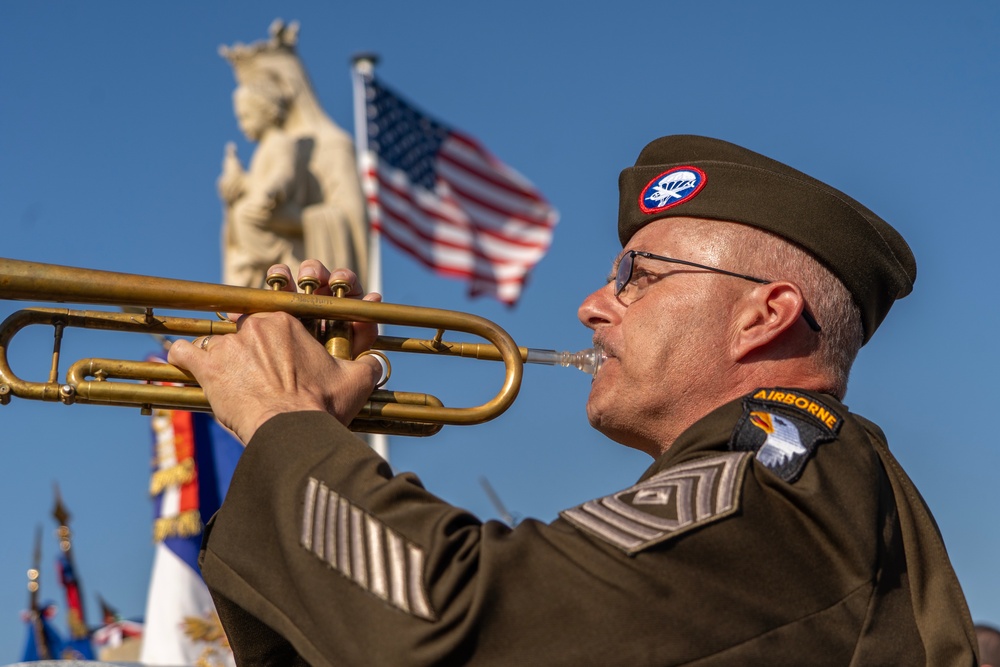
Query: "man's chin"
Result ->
[[586, 400, 658, 454], [585, 401, 620, 440]]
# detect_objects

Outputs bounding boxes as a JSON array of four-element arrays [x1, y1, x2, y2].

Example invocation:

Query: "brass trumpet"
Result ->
[[0, 258, 600, 436]]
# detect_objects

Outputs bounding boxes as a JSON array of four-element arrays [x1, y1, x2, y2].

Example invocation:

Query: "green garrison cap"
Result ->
[[618, 135, 916, 343]]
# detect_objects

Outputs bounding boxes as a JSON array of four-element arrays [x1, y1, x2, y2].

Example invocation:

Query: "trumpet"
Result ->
[[0, 258, 601, 436]]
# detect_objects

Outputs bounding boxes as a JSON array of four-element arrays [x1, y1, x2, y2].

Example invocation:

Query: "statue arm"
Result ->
[[237, 132, 303, 223], [218, 142, 246, 205]]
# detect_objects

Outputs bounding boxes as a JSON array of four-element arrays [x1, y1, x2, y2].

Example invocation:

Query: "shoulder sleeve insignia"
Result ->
[[729, 388, 843, 483], [300, 477, 436, 621], [559, 452, 751, 555]]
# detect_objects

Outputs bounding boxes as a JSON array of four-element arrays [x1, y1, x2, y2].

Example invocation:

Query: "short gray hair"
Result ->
[[723, 224, 863, 397]]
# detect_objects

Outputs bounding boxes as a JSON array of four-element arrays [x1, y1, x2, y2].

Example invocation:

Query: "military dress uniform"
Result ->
[[201, 134, 980, 665], [200, 387, 977, 666]]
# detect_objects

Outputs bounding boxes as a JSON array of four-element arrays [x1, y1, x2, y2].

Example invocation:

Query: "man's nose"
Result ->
[[578, 283, 620, 331]]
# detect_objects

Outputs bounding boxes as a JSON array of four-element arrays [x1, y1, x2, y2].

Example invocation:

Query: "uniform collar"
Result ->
[[638, 389, 846, 483]]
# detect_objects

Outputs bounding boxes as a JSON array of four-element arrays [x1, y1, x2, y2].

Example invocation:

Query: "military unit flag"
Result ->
[[141, 405, 241, 667]]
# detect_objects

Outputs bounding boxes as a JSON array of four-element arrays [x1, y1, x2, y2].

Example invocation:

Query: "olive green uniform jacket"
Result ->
[[200, 389, 979, 666]]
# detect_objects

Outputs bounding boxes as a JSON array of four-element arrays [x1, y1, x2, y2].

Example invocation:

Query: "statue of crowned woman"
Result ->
[[218, 20, 368, 288]]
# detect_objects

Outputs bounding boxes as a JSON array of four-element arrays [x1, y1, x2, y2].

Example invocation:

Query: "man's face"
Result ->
[[577, 218, 747, 455]]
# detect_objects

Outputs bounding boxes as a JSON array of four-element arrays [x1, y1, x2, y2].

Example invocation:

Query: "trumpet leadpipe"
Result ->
[[373, 336, 605, 375]]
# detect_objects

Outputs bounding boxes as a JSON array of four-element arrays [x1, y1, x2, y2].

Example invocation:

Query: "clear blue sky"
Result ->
[[1, 1, 998, 661]]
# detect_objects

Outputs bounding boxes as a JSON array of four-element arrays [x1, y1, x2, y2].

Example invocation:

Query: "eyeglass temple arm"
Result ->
[[632, 252, 822, 332]]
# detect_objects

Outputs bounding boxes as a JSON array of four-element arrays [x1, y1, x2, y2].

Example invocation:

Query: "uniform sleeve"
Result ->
[[201, 410, 888, 667]]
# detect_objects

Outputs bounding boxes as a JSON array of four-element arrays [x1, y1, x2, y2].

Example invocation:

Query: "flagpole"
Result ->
[[53, 485, 89, 641], [27, 525, 52, 660], [351, 52, 390, 462]]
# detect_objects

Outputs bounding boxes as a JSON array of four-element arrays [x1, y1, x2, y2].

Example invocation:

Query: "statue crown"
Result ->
[[219, 19, 301, 87]]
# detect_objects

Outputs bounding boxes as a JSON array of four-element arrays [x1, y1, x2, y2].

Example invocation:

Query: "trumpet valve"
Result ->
[[266, 273, 289, 291], [298, 276, 321, 295], [329, 279, 350, 298]]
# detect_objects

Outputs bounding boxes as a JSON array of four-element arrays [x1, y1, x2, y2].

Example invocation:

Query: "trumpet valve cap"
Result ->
[[329, 279, 350, 298], [266, 273, 289, 291], [298, 276, 321, 295]]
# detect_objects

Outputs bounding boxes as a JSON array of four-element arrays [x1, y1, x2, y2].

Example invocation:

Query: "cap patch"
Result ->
[[729, 389, 842, 483], [638, 166, 707, 214], [560, 452, 750, 555]]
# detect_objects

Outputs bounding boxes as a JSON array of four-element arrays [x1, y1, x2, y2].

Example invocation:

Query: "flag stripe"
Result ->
[[372, 181, 553, 256], [374, 203, 543, 277], [373, 187, 551, 262], [437, 162, 555, 229], [369, 160, 555, 247], [360, 73, 558, 304], [375, 220, 532, 285], [437, 136, 554, 218]]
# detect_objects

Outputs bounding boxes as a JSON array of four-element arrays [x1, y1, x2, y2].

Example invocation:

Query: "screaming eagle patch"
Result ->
[[729, 388, 843, 483], [560, 452, 751, 555]]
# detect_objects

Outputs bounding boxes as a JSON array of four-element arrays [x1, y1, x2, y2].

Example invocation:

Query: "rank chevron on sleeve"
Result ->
[[560, 452, 752, 555]]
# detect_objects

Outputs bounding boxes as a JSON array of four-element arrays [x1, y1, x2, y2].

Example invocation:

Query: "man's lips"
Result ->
[[593, 338, 616, 360], [589, 340, 613, 378]]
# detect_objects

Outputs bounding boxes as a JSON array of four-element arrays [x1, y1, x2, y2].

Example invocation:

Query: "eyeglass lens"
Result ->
[[614, 251, 634, 297]]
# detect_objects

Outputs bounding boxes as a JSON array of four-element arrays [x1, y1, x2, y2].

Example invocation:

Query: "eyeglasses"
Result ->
[[613, 250, 822, 332]]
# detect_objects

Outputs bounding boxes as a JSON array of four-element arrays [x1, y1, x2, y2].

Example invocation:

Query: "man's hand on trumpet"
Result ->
[[167, 260, 384, 445]]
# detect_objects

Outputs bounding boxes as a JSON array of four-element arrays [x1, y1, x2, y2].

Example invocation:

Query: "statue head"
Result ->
[[220, 19, 334, 135], [233, 78, 289, 141]]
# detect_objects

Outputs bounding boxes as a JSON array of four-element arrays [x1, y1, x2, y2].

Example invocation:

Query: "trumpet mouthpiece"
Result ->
[[524, 345, 606, 376]]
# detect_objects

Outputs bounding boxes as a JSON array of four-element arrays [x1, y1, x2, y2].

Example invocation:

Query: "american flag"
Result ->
[[359, 73, 558, 305]]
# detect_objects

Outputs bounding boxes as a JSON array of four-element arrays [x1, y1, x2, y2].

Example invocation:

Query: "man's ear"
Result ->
[[731, 281, 807, 361]]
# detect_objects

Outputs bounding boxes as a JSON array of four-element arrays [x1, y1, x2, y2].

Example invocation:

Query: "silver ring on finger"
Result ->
[[198, 335, 214, 351], [356, 350, 391, 388]]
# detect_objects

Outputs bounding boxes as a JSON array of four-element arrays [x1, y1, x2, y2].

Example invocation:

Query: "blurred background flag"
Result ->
[[19, 600, 63, 662], [92, 596, 144, 657], [140, 401, 242, 667], [51, 487, 96, 660], [54, 553, 95, 659], [354, 68, 559, 305]]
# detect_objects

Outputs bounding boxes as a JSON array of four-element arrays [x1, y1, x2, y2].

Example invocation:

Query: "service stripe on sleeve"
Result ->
[[301, 477, 436, 620]]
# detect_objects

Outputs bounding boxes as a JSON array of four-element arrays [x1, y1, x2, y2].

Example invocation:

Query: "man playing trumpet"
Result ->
[[170, 135, 979, 666]]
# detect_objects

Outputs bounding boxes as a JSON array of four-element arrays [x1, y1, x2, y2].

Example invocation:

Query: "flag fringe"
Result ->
[[153, 510, 203, 542], [150, 458, 196, 496]]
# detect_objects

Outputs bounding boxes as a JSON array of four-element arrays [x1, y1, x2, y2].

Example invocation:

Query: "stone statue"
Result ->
[[218, 20, 368, 288]]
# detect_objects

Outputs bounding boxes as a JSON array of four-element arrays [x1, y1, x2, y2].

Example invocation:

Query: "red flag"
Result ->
[[359, 73, 558, 305]]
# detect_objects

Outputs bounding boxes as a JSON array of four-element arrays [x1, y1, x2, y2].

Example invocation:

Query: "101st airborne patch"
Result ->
[[729, 388, 843, 483]]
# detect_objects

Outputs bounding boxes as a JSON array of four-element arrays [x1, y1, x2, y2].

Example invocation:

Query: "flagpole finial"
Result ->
[[351, 52, 379, 75], [52, 482, 71, 529]]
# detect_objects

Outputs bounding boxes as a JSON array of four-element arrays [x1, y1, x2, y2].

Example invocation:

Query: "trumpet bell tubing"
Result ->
[[0, 257, 523, 435]]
